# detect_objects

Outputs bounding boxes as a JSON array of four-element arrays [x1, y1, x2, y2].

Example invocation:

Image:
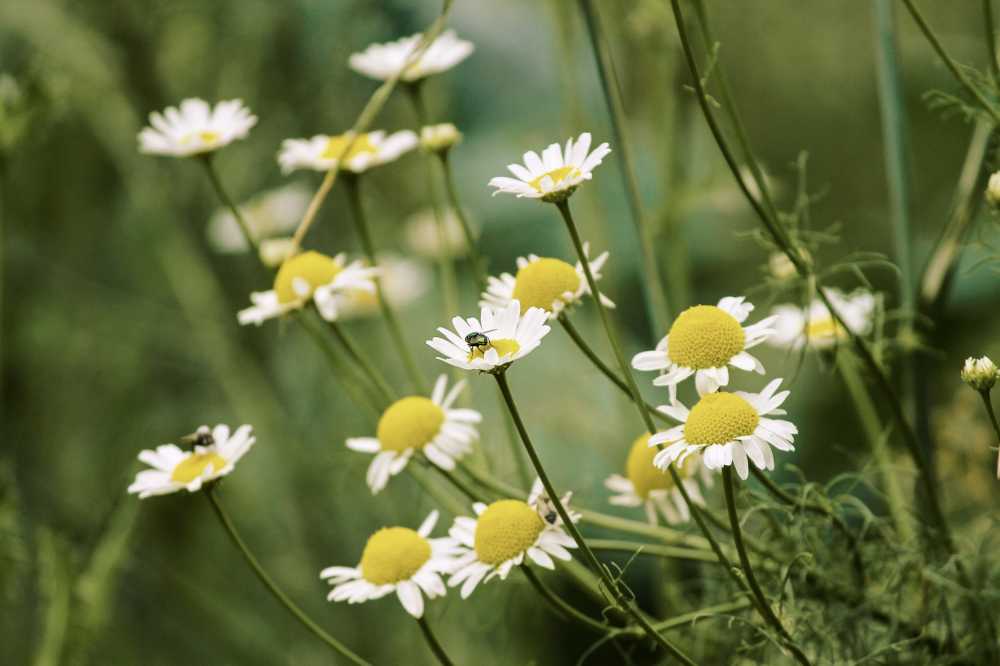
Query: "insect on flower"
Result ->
[[463, 329, 498, 354]]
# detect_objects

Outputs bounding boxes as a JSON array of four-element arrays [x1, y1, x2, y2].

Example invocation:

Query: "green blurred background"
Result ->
[[3, 0, 1000, 663]]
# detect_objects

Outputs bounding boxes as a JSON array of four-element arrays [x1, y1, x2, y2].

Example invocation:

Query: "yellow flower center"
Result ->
[[511, 258, 581, 312], [182, 130, 220, 145], [376, 397, 445, 453], [529, 165, 580, 191], [170, 452, 227, 484], [624, 434, 695, 498], [359, 527, 432, 585], [273, 251, 343, 305], [467, 338, 520, 362], [474, 500, 546, 566], [683, 392, 759, 445], [805, 316, 845, 343], [321, 133, 376, 162], [667, 305, 746, 369]]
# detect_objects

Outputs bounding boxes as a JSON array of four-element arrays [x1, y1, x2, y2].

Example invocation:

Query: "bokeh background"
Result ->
[[3, 0, 1000, 664]]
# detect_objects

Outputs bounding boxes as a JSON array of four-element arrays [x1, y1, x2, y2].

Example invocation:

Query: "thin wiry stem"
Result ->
[[415, 616, 454, 666], [439, 152, 488, 288], [978, 390, 1000, 478], [985, 0, 1000, 84], [327, 320, 395, 407], [205, 489, 370, 665], [297, 312, 384, 416], [199, 154, 257, 253], [519, 566, 612, 634]]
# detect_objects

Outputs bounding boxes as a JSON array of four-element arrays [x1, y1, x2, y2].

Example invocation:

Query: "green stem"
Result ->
[[985, 0, 1000, 84], [205, 489, 370, 665], [587, 539, 719, 564], [327, 320, 396, 406], [722, 469, 811, 666], [978, 390, 1000, 478], [578, 0, 671, 334], [415, 616, 454, 666], [493, 372, 696, 665], [297, 313, 383, 416], [497, 386, 533, 489], [343, 174, 427, 393], [647, 599, 751, 632], [199, 155, 257, 253], [520, 566, 612, 634], [438, 152, 488, 288]]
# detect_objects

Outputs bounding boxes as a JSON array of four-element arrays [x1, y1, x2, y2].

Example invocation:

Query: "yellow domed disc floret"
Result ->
[[624, 434, 696, 498], [273, 251, 343, 304], [529, 166, 580, 192], [171, 452, 227, 484], [511, 258, 581, 312], [667, 305, 745, 369], [474, 499, 545, 565], [683, 392, 759, 445], [322, 133, 377, 162], [467, 339, 520, 362], [376, 397, 445, 453], [360, 527, 432, 585]]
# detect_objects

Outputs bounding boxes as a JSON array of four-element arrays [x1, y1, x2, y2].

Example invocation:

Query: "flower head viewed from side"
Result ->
[[649, 378, 798, 480], [346, 374, 481, 493], [962, 355, 998, 392], [321, 510, 460, 618], [277, 130, 417, 174], [427, 300, 551, 373], [348, 30, 474, 82], [488, 132, 611, 202], [127, 424, 255, 498], [138, 98, 256, 157], [768, 288, 877, 351], [237, 251, 378, 326], [604, 433, 711, 525], [479, 243, 613, 319], [632, 297, 777, 398], [447, 480, 578, 598]]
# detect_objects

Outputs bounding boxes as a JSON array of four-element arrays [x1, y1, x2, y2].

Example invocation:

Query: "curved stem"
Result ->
[[722, 468, 811, 666], [343, 174, 426, 393], [985, 0, 1000, 84], [647, 599, 752, 632], [205, 489, 370, 665], [199, 155, 257, 252], [439, 152, 488, 288], [327, 320, 395, 406], [493, 372, 696, 665], [587, 539, 719, 564], [520, 566, 612, 634], [415, 616, 454, 666], [978, 390, 1000, 478]]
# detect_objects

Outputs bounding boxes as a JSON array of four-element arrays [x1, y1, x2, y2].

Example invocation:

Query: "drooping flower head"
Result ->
[[347, 374, 481, 494], [768, 288, 876, 351], [138, 99, 256, 157], [278, 130, 417, 174], [479, 243, 613, 320], [488, 132, 611, 202], [447, 480, 578, 598], [237, 251, 378, 326], [632, 297, 776, 399], [650, 379, 797, 480], [321, 511, 460, 618], [349, 30, 474, 82], [604, 433, 711, 525], [127, 424, 255, 498], [427, 300, 551, 373]]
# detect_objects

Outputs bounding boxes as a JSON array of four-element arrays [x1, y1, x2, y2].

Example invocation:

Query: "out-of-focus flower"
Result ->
[[337, 254, 430, 320], [426, 301, 551, 373], [278, 130, 417, 174], [138, 98, 256, 157], [420, 123, 462, 153], [207, 184, 311, 253], [987, 171, 1000, 207], [767, 248, 810, 281], [961, 356, 998, 392], [488, 132, 611, 203], [404, 208, 471, 259], [768, 288, 876, 351], [257, 237, 297, 268], [349, 30, 474, 82]]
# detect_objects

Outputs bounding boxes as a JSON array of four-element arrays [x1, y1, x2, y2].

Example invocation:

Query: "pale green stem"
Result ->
[[416, 616, 454, 666], [205, 489, 370, 665], [647, 599, 752, 633], [977, 389, 1000, 478], [199, 154, 257, 253], [520, 566, 611, 634], [327, 320, 396, 406], [587, 539, 720, 564], [985, 0, 1000, 84], [438, 152, 488, 288], [297, 313, 384, 416]]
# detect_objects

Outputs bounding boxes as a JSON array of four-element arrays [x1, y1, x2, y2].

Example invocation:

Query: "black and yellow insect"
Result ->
[[464, 329, 497, 354]]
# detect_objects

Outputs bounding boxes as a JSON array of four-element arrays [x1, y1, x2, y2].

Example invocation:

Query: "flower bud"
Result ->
[[961, 355, 998, 391], [987, 172, 1000, 207], [420, 123, 462, 153]]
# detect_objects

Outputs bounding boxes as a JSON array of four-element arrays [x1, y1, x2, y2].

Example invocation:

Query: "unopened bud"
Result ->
[[961, 355, 998, 392]]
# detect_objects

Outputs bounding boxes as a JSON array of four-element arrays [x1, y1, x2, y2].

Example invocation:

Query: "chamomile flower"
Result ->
[[321, 510, 459, 618], [632, 297, 777, 398], [604, 433, 711, 525], [207, 184, 310, 253], [769, 288, 877, 351], [447, 480, 578, 598], [138, 98, 256, 157], [127, 425, 255, 498], [346, 374, 481, 493], [237, 251, 378, 326], [277, 130, 417, 174], [649, 378, 798, 480], [426, 300, 551, 373], [488, 132, 611, 202], [479, 243, 613, 319], [336, 254, 430, 320], [420, 123, 462, 152], [348, 30, 474, 82]]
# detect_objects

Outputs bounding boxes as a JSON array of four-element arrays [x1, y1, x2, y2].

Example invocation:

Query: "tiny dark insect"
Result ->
[[543, 510, 558, 525], [464, 329, 497, 352], [181, 427, 214, 448]]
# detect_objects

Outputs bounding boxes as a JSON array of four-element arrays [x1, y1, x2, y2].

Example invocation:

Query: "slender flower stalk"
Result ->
[[205, 489, 370, 665], [297, 313, 384, 416], [722, 469, 812, 666], [438, 152, 488, 288], [415, 616, 454, 666], [975, 390, 1000, 477], [199, 155, 257, 252], [327, 319, 396, 406], [343, 174, 427, 393], [520, 566, 611, 634], [984, 0, 1000, 84], [493, 371, 696, 665]]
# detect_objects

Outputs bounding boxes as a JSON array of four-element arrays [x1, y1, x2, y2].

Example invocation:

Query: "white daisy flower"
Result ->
[[604, 433, 711, 525], [479, 243, 613, 320], [277, 130, 417, 174], [127, 424, 255, 498], [336, 254, 430, 321], [768, 288, 877, 351], [447, 480, 578, 598], [487, 132, 611, 202], [138, 98, 256, 157], [426, 300, 551, 373], [404, 207, 471, 259], [346, 374, 481, 494], [207, 184, 311, 253], [321, 510, 460, 618], [631, 297, 777, 399], [237, 251, 378, 326], [649, 378, 798, 481], [348, 30, 474, 82]]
